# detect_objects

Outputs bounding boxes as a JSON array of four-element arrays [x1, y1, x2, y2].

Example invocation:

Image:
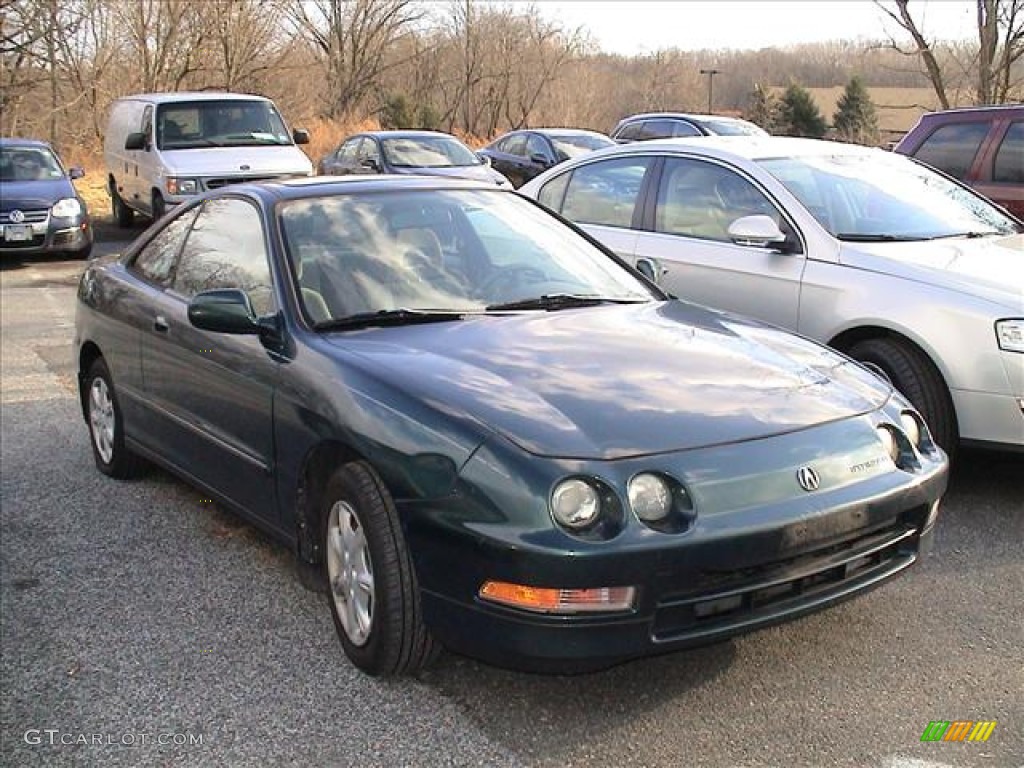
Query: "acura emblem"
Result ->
[[9, 209, 25, 223], [796, 466, 820, 492]]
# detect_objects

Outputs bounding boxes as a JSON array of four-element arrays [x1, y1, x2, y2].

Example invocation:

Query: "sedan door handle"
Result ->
[[153, 315, 169, 333]]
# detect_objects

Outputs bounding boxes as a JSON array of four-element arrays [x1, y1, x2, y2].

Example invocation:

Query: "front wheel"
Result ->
[[111, 186, 134, 228], [322, 462, 438, 676], [848, 337, 957, 457], [84, 358, 143, 478]]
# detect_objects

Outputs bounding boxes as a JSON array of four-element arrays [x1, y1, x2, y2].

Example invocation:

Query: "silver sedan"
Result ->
[[520, 136, 1024, 456]]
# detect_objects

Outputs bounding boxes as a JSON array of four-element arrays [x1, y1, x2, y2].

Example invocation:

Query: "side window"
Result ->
[[129, 206, 201, 286], [525, 134, 550, 160], [561, 157, 652, 228], [993, 121, 1023, 184], [537, 172, 571, 211], [655, 158, 780, 243], [615, 122, 642, 141], [503, 134, 527, 156], [912, 122, 990, 179], [357, 139, 380, 167], [671, 120, 702, 137], [338, 138, 360, 160], [640, 120, 676, 140], [172, 198, 275, 315], [141, 106, 154, 148]]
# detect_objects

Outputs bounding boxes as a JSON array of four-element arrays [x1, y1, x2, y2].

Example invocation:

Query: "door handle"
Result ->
[[153, 315, 169, 333]]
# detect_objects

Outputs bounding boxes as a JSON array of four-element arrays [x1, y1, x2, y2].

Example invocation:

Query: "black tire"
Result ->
[[151, 191, 166, 221], [84, 357, 143, 478], [111, 185, 134, 228], [848, 337, 958, 457], [322, 462, 438, 676]]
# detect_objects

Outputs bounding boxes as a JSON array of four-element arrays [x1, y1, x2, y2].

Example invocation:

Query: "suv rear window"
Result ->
[[993, 122, 1024, 184], [911, 122, 989, 179]]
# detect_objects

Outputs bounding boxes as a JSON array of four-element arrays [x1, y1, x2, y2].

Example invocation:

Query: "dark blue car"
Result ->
[[74, 176, 947, 676], [0, 138, 93, 259]]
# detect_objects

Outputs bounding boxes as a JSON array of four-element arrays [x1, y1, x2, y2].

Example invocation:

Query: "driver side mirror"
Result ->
[[635, 257, 663, 284], [360, 157, 380, 172], [477, 152, 491, 166], [727, 215, 788, 250], [530, 152, 554, 168], [124, 132, 147, 151], [68, 167, 86, 180], [293, 128, 310, 145], [188, 289, 260, 335]]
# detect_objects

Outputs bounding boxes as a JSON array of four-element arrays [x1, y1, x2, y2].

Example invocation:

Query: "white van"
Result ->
[[104, 92, 313, 225]]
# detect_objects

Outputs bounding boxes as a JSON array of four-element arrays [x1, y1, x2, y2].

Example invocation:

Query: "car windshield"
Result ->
[[759, 152, 1022, 240], [381, 137, 481, 168], [0, 146, 63, 181], [156, 100, 292, 149], [702, 119, 767, 136], [549, 133, 615, 158], [280, 189, 654, 324]]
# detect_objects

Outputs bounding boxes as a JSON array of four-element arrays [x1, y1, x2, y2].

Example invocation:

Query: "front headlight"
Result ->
[[877, 425, 900, 463], [51, 198, 82, 218], [996, 319, 1024, 353], [628, 473, 672, 522], [899, 412, 922, 450], [165, 177, 199, 195], [550, 478, 600, 529]]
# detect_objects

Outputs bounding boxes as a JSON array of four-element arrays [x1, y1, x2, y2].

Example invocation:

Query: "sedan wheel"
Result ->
[[84, 358, 142, 478], [322, 462, 438, 676]]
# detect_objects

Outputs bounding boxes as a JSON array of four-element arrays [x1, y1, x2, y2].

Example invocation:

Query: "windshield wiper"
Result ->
[[486, 294, 648, 311], [834, 233, 925, 242], [314, 308, 468, 331], [925, 231, 999, 240]]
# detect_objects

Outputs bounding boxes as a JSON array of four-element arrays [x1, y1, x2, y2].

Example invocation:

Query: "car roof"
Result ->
[[224, 174, 506, 203], [359, 130, 463, 140], [0, 137, 55, 150], [917, 104, 1024, 119], [116, 92, 273, 104], [574, 135, 881, 164], [616, 112, 751, 124]]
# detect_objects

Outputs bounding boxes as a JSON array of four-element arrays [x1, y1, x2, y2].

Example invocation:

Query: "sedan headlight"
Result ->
[[628, 473, 672, 522], [877, 425, 900, 463], [551, 478, 600, 529], [899, 412, 922, 450], [165, 177, 199, 195], [50, 197, 82, 218], [996, 319, 1024, 353]]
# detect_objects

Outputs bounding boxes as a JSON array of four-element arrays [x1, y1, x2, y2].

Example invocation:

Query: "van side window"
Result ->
[[141, 106, 153, 149], [993, 122, 1024, 184], [912, 122, 989, 179]]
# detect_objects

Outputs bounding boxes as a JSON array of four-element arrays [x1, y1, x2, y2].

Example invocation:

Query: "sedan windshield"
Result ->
[[0, 146, 63, 181], [759, 152, 1021, 240], [157, 100, 292, 149], [381, 137, 481, 168], [280, 189, 655, 325]]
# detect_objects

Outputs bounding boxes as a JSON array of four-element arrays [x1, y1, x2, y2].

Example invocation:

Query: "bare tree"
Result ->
[[875, 0, 1024, 106], [200, 0, 291, 93], [109, 0, 208, 93]]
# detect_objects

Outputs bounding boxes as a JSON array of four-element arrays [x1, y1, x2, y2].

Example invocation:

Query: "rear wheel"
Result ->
[[322, 462, 438, 676], [84, 357, 143, 478], [848, 337, 957, 457], [111, 185, 134, 228]]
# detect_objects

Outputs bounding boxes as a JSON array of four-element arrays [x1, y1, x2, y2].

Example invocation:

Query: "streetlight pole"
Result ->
[[700, 68, 722, 114]]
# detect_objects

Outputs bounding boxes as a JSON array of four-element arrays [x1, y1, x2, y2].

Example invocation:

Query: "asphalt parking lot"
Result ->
[[1, 231, 1022, 768]]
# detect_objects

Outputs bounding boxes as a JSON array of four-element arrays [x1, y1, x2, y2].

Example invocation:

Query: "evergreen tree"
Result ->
[[745, 83, 778, 133], [833, 76, 879, 145], [777, 82, 827, 138]]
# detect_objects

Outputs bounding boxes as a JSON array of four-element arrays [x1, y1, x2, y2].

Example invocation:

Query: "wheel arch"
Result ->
[[294, 439, 366, 566], [77, 341, 104, 419], [828, 324, 953, 388]]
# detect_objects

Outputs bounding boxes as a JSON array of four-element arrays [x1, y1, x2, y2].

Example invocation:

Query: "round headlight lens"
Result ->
[[900, 412, 922, 450], [51, 197, 82, 218], [877, 425, 900, 463], [551, 479, 600, 529], [628, 473, 672, 522]]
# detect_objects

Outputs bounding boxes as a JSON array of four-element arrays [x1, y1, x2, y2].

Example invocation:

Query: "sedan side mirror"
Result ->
[[727, 215, 788, 249], [529, 152, 554, 168], [293, 128, 310, 145], [188, 289, 260, 335], [635, 257, 663, 284], [360, 157, 380, 171], [68, 167, 86, 180], [477, 152, 491, 166]]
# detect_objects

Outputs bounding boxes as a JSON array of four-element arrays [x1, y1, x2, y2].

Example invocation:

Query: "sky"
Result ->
[[530, 1, 978, 55]]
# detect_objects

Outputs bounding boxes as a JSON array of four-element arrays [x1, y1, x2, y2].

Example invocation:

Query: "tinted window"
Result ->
[[173, 198, 275, 314], [615, 122, 643, 141], [640, 120, 678, 140], [993, 121, 1024, 184], [561, 157, 652, 228], [912, 122, 989, 179], [501, 134, 528, 156], [656, 158, 779, 242], [131, 206, 201, 285], [526, 134, 550, 160]]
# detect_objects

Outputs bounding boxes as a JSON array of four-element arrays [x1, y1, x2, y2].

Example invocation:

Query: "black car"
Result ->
[[75, 176, 946, 676], [611, 112, 768, 143], [478, 128, 614, 188], [317, 130, 509, 186], [0, 138, 93, 259]]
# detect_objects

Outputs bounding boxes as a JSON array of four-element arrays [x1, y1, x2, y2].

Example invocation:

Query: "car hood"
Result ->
[[840, 233, 1024, 311], [160, 146, 313, 176], [0, 178, 75, 210], [327, 301, 891, 459], [394, 165, 508, 185]]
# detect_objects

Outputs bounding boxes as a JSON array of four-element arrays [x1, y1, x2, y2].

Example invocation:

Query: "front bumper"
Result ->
[[409, 441, 946, 672], [0, 215, 91, 256]]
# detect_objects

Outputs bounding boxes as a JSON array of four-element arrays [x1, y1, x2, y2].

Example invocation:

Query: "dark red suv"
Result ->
[[894, 105, 1024, 218]]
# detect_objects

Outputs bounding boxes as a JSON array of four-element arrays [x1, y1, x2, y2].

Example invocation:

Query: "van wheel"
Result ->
[[848, 337, 957, 458], [151, 192, 166, 221], [112, 188, 134, 228]]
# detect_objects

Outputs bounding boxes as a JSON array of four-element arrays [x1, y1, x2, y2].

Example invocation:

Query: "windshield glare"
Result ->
[[381, 137, 480, 168], [704, 119, 766, 136], [759, 153, 1021, 240], [157, 101, 292, 149], [280, 189, 653, 322]]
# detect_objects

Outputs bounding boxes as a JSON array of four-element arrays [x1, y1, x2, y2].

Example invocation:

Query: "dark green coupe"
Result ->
[[74, 177, 948, 676]]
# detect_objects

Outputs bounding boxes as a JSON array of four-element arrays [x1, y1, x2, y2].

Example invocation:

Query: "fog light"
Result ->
[[551, 478, 600, 529], [479, 581, 636, 614], [628, 473, 671, 522]]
